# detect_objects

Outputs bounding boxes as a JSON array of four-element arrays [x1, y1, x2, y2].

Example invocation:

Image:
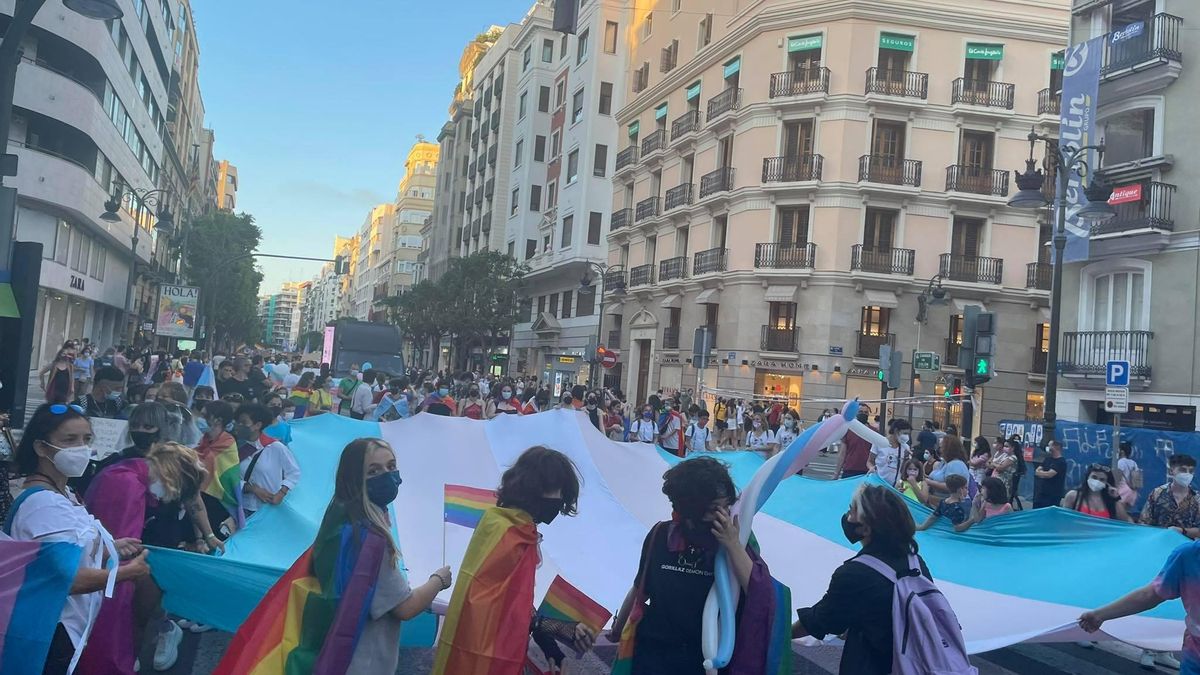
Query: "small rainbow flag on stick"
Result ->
[[443, 484, 496, 529], [538, 575, 612, 635]]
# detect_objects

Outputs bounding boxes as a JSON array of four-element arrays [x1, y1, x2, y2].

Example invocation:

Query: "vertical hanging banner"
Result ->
[[1058, 37, 1104, 263], [322, 325, 336, 365], [156, 285, 200, 338]]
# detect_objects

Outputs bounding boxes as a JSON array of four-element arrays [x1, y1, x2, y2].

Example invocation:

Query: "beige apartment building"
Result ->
[[606, 0, 1069, 430], [389, 141, 439, 296], [216, 159, 238, 211]]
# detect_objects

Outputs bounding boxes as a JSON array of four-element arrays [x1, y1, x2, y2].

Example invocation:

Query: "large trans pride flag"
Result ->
[[147, 409, 1187, 654]]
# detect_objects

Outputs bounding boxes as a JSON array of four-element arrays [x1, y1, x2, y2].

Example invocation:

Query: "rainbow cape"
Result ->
[[196, 430, 241, 512], [537, 575, 611, 634], [443, 484, 495, 529], [212, 502, 386, 675], [0, 537, 82, 675], [432, 506, 540, 675]]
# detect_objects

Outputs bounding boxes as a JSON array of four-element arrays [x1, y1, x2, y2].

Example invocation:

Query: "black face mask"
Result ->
[[841, 512, 864, 544], [681, 519, 718, 549], [366, 470, 402, 507], [130, 430, 160, 450], [527, 496, 564, 525]]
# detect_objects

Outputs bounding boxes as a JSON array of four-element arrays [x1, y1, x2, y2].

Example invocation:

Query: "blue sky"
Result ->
[[193, 0, 533, 292]]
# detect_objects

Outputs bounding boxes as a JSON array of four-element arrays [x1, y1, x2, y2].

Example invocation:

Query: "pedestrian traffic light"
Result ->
[[951, 378, 963, 397], [877, 368, 886, 382], [886, 348, 903, 390], [966, 311, 996, 387]]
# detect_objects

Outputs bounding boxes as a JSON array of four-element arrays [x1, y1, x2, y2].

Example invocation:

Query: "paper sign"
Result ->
[[90, 417, 129, 460]]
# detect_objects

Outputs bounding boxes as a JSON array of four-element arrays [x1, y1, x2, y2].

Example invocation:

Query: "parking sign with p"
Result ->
[[1106, 360, 1130, 387]]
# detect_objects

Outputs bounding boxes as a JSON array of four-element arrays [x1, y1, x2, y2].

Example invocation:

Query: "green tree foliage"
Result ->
[[181, 211, 263, 350]]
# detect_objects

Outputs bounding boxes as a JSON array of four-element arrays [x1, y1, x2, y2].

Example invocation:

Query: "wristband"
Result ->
[[430, 572, 449, 589], [205, 533, 219, 542]]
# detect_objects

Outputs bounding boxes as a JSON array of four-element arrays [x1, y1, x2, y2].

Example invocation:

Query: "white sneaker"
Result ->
[[1140, 650, 1157, 670], [175, 618, 193, 630], [1156, 652, 1182, 669], [188, 622, 213, 634], [153, 621, 183, 671], [135, 658, 141, 672]]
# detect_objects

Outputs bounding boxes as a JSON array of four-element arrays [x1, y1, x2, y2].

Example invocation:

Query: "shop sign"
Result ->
[[1051, 52, 1065, 70], [787, 34, 822, 53], [879, 33, 914, 52], [1111, 21, 1144, 44], [749, 359, 805, 372], [558, 356, 577, 364], [966, 43, 1004, 60], [847, 366, 878, 378], [659, 353, 681, 365], [1108, 183, 1142, 205], [69, 275, 85, 291], [727, 352, 737, 362]]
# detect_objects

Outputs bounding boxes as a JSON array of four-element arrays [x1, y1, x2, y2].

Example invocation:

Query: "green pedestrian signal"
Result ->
[[877, 369, 885, 381], [975, 356, 990, 376], [943, 388, 952, 399]]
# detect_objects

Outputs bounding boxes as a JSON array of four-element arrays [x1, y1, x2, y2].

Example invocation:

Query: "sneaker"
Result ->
[[153, 621, 183, 671], [135, 659, 140, 673], [188, 623, 213, 634], [1140, 650, 1157, 670], [175, 618, 193, 630], [1156, 652, 1182, 669]]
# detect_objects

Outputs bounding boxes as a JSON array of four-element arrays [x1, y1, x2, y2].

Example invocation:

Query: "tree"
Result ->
[[297, 330, 324, 353], [438, 251, 526, 371], [393, 281, 450, 369], [181, 211, 263, 352]]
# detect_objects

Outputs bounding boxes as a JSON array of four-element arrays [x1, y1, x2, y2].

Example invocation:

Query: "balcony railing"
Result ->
[[693, 247, 728, 275], [945, 165, 1010, 197], [851, 245, 915, 275], [665, 183, 694, 210], [951, 78, 1016, 109], [607, 330, 622, 350], [699, 167, 735, 198], [768, 67, 831, 98], [1060, 331, 1153, 378], [635, 196, 660, 222], [858, 155, 922, 187], [706, 88, 742, 120], [944, 338, 961, 367], [617, 146, 641, 174], [939, 253, 1003, 284], [1092, 181, 1176, 236], [603, 270, 627, 294], [672, 110, 701, 140], [754, 242, 816, 269], [1026, 262, 1052, 290], [761, 326, 798, 352], [1037, 88, 1061, 116], [762, 154, 823, 183], [1103, 14, 1183, 76], [663, 326, 681, 350], [1032, 348, 1048, 375], [659, 256, 688, 281], [481, 213, 492, 232], [856, 331, 895, 359], [864, 67, 929, 99], [629, 263, 655, 287], [611, 208, 632, 230], [641, 129, 667, 156]]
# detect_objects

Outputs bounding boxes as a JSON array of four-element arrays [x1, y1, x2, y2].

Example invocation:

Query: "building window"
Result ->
[[507, 241, 515, 259], [538, 86, 551, 113], [519, 91, 528, 119], [769, 302, 797, 330], [1025, 392, 1045, 421], [560, 215, 574, 247], [593, 144, 608, 177], [1087, 267, 1149, 331], [1102, 108, 1155, 166], [562, 290, 574, 319], [542, 38, 554, 63], [577, 286, 596, 316], [515, 139, 524, 167], [863, 207, 897, 250], [599, 82, 613, 115], [529, 184, 542, 211], [566, 149, 579, 183], [526, 238, 537, 260], [698, 12, 713, 48], [588, 211, 602, 244], [643, 10, 653, 38], [53, 220, 70, 264], [534, 135, 547, 161], [523, 46, 532, 71], [861, 306, 891, 335], [546, 180, 558, 209], [604, 21, 618, 54], [551, 130, 562, 158], [511, 188, 519, 216], [555, 81, 566, 109], [576, 29, 589, 65], [572, 89, 585, 123], [550, 293, 560, 317], [672, 0, 682, 11], [561, 33, 569, 60], [537, 295, 546, 315]]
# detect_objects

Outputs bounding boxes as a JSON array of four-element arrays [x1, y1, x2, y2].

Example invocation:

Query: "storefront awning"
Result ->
[[604, 301, 624, 316], [695, 288, 721, 304], [864, 289, 898, 308], [764, 286, 797, 303], [659, 294, 682, 309], [0, 283, 19, 319]]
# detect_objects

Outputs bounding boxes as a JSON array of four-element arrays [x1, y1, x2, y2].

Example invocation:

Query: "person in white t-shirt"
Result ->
[[869, 430, 906, 486], [685, 411, 715, 454], [629, 405, 657, 443], [745, 412, 777, 454], [775, 410, 800, 455], [234, 404, 301, 520]]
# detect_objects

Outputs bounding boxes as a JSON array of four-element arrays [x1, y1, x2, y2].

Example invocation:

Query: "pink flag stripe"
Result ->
[[0, 543, 42, 660]]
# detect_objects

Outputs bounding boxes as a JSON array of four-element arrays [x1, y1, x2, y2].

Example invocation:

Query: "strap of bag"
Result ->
[[243, 447, 265, 486]]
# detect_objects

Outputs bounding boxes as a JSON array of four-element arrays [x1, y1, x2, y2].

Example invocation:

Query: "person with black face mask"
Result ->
[[610, 456, 784, 674], [433, 446, 593, 674]]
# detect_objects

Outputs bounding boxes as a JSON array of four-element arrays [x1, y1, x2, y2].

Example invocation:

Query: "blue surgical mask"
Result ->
[[106, 390, 122, 402], [196, 417, 210, 433], [438, 387, 449, 397]]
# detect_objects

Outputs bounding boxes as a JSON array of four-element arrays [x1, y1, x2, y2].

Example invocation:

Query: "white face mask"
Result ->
[[1175, 472, 1194, 487], [149, 480, 167, 499], [282, 411, 295, 421], [1087, 478, 1107, 492], [44, 442, 92, 478], [900, 433, 910, 444]]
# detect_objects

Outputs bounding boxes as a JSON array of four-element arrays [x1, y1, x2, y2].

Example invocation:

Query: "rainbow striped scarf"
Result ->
[[196, 431, 240, 512], [213, 502, 386, 675], [432, 506, 539, 675]]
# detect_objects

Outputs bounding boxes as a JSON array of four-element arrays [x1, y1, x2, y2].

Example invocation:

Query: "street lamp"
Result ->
[[908, 274, 949, 425], [1008, 126, 1115, 446], [578, 262, 625, 389], [101, 186, 177, 343]]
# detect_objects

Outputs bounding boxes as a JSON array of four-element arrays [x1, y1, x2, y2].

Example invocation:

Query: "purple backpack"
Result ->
[[853, 554, 978, 675]]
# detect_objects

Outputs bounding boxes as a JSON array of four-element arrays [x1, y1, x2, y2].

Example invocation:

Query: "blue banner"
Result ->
[[999, 419, 1200, 507], [1058, 38, 1104, 263], [1111, 21, 1145, 44]]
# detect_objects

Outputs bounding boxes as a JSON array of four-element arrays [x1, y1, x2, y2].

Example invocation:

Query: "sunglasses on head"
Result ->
[[48, 404, 85, 415], [1088, 463, 1111, 474]]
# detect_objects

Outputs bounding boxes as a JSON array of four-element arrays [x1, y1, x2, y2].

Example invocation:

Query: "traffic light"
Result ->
[[334, 255, 350, 275], [949, 377, 963, 397], [966, 311, 996, 387], [886, 348, 903, 390]]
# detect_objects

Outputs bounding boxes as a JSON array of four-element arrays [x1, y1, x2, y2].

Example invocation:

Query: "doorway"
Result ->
[[636, 339, 652, 405]]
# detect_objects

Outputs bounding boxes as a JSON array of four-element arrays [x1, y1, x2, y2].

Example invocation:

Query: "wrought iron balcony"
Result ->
[[635, 196, 660, 222], [706, 87, 742, 120], [616, 146, 639, 171], [1060, 331, 1153, 378], [858, 155, 922, 187], [629, 263, 655, 287], [754, 242, 816, 269], [768, 67, 831, 98], [856, 331, 895, 359], [945, 165, 1010, 197], [699, 167, 735, 198], [603, 270, 626, 294], [641, 129, 667, 156], [1103, 14, 1183, 76], [1037, 88, 1061, 116], [939, 253, 1003, 285], [1091, 181, 1175, 236], [762, 154, 823, 183], [761, 326, 798, 352], [664, 183, 694, 210], [851, 245, 915, 275], [672, 110, 701, 141], [1026, 262, 1052, 290], [864, 67, 929, 99], [611, 208, 632, 230], [693, 248, 728, 275], [607, 329, 622, 350], [663, 326, 681, 350], [951, 78, 1015, 109], [659, 256, 688, 281]]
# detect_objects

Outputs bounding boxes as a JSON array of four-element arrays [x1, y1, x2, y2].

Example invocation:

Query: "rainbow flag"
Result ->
[[196, 431, 240, 512], [432, 507, 540, 675], [443, 483, 495, 529], [538, 575, 611, 634], [0, 538, 82, 675]]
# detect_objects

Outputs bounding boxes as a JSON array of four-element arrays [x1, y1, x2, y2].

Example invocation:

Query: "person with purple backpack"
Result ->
[[792, 484, 977, 674]]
